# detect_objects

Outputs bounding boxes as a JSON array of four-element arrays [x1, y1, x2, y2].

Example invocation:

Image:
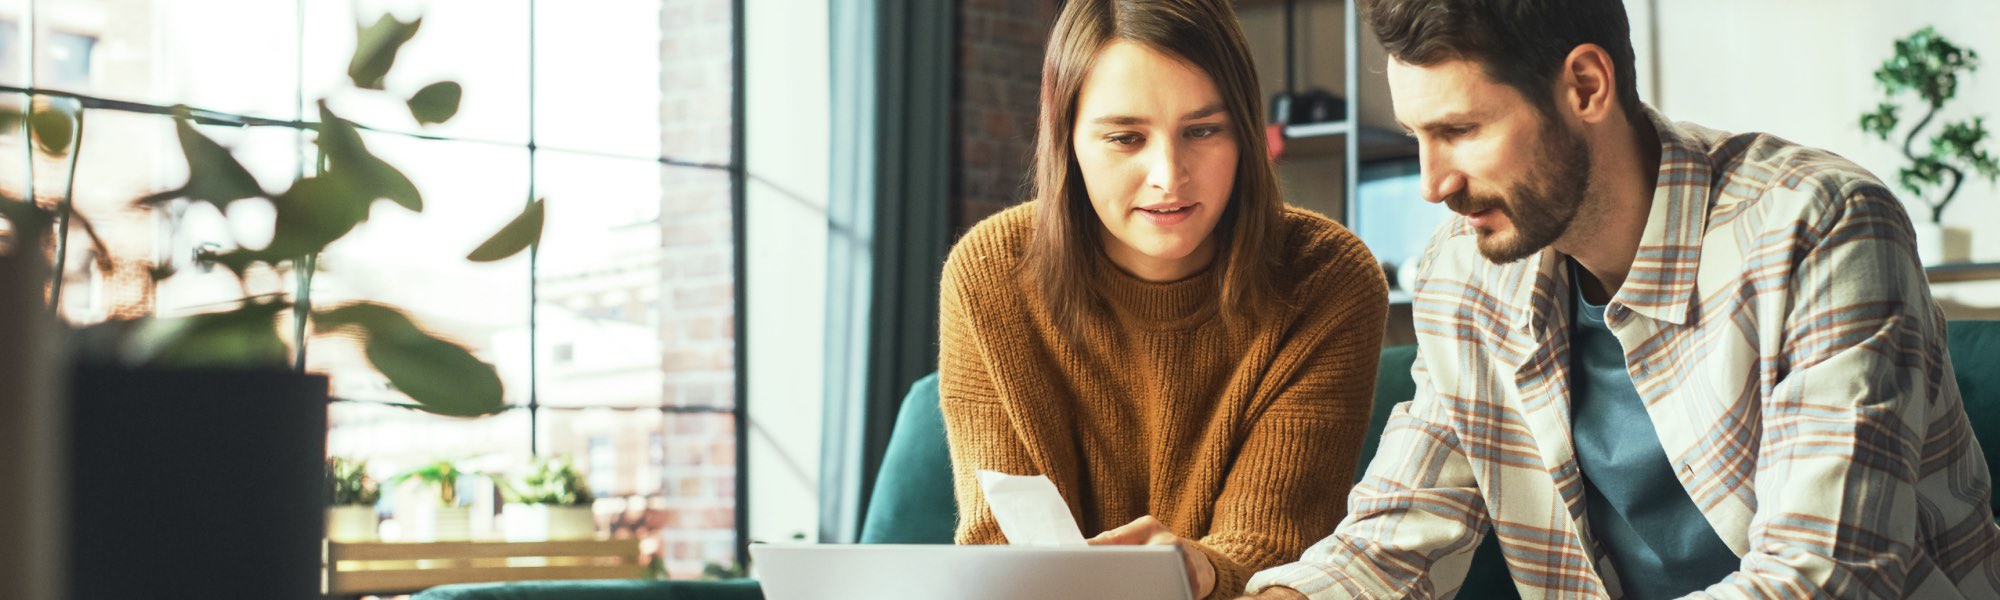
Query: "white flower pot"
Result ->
[[1913, 221, 1972, 266], [326, 505, 379, 542], [502, 504, 597, 542], [407, 505, 472, 542]]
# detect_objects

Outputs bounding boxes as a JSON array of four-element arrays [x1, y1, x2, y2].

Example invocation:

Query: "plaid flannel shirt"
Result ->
[[1249, 108, 2000, 599]]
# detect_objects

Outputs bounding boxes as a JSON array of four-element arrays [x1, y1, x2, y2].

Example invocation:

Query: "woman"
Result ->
[[937, 0, 1388, 598]]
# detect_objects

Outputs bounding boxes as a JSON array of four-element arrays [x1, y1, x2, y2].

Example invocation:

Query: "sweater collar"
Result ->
[[1095, 250, 1220, 330]]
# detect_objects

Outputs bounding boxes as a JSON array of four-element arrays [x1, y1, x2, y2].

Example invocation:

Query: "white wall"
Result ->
[[744, 0, 829, 544], [1647, 0, 2000, 310]]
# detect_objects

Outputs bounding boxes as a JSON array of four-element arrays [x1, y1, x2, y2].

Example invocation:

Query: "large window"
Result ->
[[4, 0, 743, 577]]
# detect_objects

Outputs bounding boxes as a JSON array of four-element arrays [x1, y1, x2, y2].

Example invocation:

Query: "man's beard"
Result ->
[[1445, 117, 1594, 264]]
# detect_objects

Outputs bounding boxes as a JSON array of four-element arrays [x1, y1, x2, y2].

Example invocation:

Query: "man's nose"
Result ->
[[1418, 144, 1463, 204]]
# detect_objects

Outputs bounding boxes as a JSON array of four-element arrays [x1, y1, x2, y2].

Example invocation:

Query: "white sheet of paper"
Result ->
[[976, 469, 1088, 547]]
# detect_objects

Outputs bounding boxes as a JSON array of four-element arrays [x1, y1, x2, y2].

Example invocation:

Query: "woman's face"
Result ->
[[1071, 40, 1238, 282]]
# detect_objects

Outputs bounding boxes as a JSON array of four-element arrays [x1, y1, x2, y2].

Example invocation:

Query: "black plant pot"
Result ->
[[68, 366, 328, 600]]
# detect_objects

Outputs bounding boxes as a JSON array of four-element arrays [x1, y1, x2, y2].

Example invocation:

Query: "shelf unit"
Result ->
[[1237, 0, 1418, 223]]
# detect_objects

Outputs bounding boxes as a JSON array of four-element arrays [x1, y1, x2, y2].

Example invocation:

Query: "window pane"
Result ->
[[534, 152, 664, 409], [18, 108, 303, 324], [32, 0, 300, 120], [537, 408, 736, 578], [0, 4, 23, 88], [305, 0, 529, 144], [307, 135, 531, 405], [533, 0, 663, 159], [149, 120, 306, 317], [536, 156, 733, 409]]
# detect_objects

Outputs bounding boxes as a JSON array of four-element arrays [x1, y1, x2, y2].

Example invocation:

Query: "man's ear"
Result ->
[[1559, 43, 1617, 125]]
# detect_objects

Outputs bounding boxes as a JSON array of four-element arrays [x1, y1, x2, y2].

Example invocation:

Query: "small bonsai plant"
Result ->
[[495, 457, 595, 507], [0, 13, 545, 417], [326, 456, 382, 507], [1859, 26, 1999, 224]]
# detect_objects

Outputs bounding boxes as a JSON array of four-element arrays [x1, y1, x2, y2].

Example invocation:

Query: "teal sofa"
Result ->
[[419, 321, 2000, 600]]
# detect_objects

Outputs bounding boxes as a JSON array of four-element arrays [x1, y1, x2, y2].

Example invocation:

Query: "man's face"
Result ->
[[1387, 58, 1592, 264]]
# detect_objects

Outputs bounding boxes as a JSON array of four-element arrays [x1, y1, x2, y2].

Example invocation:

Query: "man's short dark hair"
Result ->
[[1365, 0, 1643, 127]]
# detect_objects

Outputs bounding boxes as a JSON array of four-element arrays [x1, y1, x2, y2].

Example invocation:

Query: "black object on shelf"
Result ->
[[1270, 89, 1347, 126], [1266, 0, 1344, 128]]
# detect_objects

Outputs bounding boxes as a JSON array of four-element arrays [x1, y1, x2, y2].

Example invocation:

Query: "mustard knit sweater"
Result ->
[[938, 201, 1388, 599]]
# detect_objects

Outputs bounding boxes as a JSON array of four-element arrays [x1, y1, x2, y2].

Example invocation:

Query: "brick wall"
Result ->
[[952, 0, 1060, 234], [657, 0, 739, 579]]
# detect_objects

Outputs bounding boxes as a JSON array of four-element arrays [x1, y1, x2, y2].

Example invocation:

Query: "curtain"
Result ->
[[820, 0, 955, 543]]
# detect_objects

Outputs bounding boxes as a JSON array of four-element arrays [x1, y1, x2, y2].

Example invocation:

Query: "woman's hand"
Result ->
[[1088, 515, 1216, 599]]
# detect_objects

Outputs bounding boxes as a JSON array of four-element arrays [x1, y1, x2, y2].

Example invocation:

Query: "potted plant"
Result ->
[[0, 12, 544, 598], [327, 456, 383, 542], [496, 457, 599, 541], [1859, 26, 1999, 265], [392, 459, 472, 542]]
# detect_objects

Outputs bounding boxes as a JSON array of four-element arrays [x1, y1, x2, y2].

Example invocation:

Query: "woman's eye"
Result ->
[[1107, 133, 1142, 147], [1188, 125, 1223, 139]]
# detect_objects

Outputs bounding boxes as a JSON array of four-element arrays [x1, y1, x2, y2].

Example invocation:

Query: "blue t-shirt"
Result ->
[[1569, 263, 1739, 597]]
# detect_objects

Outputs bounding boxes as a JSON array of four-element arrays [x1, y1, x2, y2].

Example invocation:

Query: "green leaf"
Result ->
[[0, 107, 24, 135], [467, 198, 544, 262], [29, 97, 79, 157], [146, 301, 292, 368], [263, 176, 371, 259], [388, 459, 461, 505], [1859, 102, 1899, 141], [316, 102, 423, 212], [349, 14, 422, 90], [407, 81, 462, 125], [202, 247, 273, 278], [169, 113, 265, 206], [314, 302, 506, 417]]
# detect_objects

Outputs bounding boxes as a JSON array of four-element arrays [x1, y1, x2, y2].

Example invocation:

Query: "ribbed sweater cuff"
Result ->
[[1191, 541, 1251, 600]]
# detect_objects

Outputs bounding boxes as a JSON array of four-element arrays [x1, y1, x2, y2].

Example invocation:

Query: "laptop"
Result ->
[[751, 543, 1194, 600]]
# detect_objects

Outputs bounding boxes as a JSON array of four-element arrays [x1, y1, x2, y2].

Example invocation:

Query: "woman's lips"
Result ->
[[1135, 203, 1196, 226]]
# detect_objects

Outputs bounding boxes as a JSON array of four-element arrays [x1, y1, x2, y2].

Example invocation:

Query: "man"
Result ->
[[1239, 0, 2000, 598]]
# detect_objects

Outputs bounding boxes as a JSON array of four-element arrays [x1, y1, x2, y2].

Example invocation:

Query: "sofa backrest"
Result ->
[[857, 372, 957, 544], [1949, 320, 2000, 515]]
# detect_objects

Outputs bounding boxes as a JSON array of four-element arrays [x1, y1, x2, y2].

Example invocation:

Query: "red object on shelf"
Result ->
[[1265, 122, 1286, 161]]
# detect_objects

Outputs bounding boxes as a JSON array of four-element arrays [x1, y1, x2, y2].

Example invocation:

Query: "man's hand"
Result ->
[[1233, 586, 1308, 600], [1090, 515, 1216, 599]]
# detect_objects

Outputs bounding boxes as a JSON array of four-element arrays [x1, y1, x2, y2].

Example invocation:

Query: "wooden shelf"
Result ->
[[324, 539, 646, 596], [1284, 119, 1351, 138], [1927, 262, 2000, 284], [1275, 119, 1417, 162]]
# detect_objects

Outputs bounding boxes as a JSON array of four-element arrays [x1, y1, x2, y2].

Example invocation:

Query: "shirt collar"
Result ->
[[1618, 106, 1713, 326], [1511, 105, 1713, 334]]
